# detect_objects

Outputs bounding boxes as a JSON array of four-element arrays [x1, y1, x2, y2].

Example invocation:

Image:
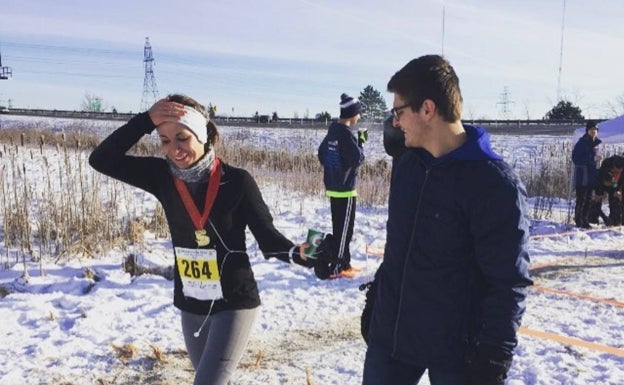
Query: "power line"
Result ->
[[557, 0, 566, 101], [0, 47, 13, 80], [497, 86, 514, 119]]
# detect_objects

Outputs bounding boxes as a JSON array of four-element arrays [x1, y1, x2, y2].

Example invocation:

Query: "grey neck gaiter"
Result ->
[[167, 147, 215, 183]]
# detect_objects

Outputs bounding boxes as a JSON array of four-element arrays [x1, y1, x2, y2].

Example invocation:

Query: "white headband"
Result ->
[[178, 106, 208, 143]]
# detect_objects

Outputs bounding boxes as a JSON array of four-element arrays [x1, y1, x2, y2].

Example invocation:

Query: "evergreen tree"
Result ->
[[358, 85, 388, 121], [544, 100, 584, 120], [315, 111, 331, 121]]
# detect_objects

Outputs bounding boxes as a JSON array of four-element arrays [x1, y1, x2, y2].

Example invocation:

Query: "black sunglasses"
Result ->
[[390, 103, 412, 120]]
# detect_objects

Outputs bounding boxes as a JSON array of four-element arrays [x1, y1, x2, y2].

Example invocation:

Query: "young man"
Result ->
[[317, 93, 365, 279], [593, 154, 624, 226], [572, 120, 602, 228], [362, 55, 532, 385]]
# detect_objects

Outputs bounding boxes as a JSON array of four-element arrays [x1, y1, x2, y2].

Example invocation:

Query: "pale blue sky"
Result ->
[[1, 0, 623, 119]]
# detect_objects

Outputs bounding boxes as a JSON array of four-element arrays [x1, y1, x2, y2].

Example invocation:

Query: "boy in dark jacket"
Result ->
[[317, 93, 365, 278], [571, 120, 602, 228], [362, 55, 532, 385]]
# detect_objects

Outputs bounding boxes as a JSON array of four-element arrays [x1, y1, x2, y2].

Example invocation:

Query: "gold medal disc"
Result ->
[[195, 229, 210, 246]]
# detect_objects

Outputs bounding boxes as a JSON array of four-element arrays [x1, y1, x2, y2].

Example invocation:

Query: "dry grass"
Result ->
[[150, 344, 167, 362], [111, 343, 139, 363], [0, 124, 393, 269], [1, 123, 597, 267]]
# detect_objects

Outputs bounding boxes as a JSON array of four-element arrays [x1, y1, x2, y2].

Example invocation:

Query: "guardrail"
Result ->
[[0, 108, 598, 133]]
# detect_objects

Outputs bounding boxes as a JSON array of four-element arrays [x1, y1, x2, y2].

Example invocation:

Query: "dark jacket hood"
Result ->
[[414, 124, 502, 165]]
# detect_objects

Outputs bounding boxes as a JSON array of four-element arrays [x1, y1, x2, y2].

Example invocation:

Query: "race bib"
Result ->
[[174, 247, 223, 301]]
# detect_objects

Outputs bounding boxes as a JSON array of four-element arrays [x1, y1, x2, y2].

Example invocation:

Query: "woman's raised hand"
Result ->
[[148, 98, 185, 126]]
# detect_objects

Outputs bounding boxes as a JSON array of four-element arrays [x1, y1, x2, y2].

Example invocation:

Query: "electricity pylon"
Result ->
[[140, 37, 159, 111]]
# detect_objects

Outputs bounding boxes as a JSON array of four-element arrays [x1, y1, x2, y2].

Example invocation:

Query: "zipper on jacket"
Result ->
[[391, 164, 430, 357]]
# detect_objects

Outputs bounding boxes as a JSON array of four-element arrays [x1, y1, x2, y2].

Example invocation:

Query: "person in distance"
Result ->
[[572, 120, 602, 228], [317, 93, 366, 279]]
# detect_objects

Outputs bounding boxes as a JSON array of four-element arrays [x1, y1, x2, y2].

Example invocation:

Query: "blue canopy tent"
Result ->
[[573, 115, 624, 146]]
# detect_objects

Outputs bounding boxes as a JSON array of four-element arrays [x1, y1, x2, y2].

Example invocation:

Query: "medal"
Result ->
[[174, 158, 222, 248], [195, 229, 210, 247]]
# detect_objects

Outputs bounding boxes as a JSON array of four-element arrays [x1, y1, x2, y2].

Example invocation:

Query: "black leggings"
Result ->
[[330, 196, 356, 270]]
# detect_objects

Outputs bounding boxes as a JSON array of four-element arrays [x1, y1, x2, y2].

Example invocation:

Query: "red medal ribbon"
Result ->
[[613, 170, 622, 188], [174, 157, 222, 231]]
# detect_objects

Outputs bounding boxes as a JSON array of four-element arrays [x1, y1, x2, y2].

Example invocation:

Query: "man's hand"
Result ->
[[466, 344, 512, 385], [359, 279, 376, 344]]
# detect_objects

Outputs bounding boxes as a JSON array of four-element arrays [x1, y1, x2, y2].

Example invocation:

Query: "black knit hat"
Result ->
[[339, 93, 364, 119], [585, 120, 598, 132]]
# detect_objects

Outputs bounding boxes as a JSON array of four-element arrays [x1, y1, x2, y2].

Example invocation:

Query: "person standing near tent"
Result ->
[[361, 55, 532, 385], [317, 93, 366, 279], [89, 94, 318, 385], [572, 120, 602, 228], [593, 154, 624, 226]]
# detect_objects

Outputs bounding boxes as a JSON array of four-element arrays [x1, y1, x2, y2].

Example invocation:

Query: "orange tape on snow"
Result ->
[[529, 258, 578, 270], [529, 226, 623, 240], [531, 285, 624, 307], [365, 244, 385, 259], [519, 327, 624, 358]]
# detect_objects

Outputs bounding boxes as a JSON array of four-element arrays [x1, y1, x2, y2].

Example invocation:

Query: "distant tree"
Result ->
[[271, 111, 279, 122], [605, 93, 624, 118], [544, 100, 584, 120], [315, 111, 331, 121], [81, 92, 107, 112], [358, 85, 388, 121]]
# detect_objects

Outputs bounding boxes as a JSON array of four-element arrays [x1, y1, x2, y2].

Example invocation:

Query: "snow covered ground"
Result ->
[[0, 116, 623, 385]]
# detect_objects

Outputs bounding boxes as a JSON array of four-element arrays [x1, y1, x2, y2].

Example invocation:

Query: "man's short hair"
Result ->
[[387, 55, 463, 123], [585, 120, 598, 133]]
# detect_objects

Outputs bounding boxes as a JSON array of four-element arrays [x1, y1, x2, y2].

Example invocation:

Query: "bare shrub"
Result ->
[[1, 130, 130, 265], [126, 219, 146, 245], [217, 141, 392, 207], [149, 205, 169, 238]]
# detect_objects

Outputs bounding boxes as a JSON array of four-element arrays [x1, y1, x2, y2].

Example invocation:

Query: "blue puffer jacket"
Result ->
[[572, 134, 601, 187], [318, 122, 364, 196], [368, 125, 532, 368]]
